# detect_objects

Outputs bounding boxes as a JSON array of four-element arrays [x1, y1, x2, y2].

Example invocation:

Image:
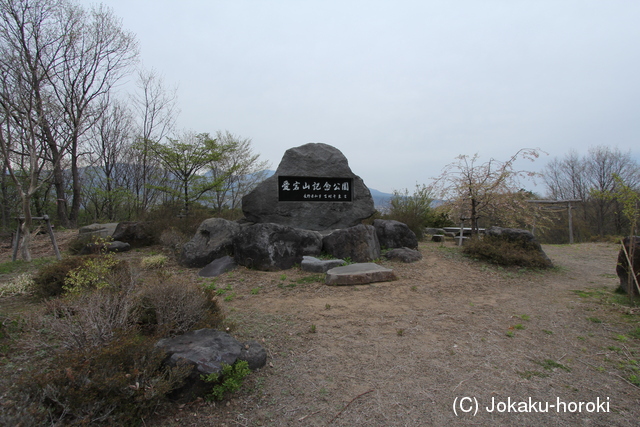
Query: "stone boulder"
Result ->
[[300, 256, 346, 273], [198, 256, 238, 278], [384, 247, 422, 263], [156, 329, 267, 374], [322, 224, 381, 263], [112, 221, 154, 247], [325, 263, 397, 285], [373, 219, 418, 249], [241, 143, 375, 231], [233, 223, 322, 271], [180, 218, 241, 268], [155, 329, 266, 399], [616, 236, 640, 295]]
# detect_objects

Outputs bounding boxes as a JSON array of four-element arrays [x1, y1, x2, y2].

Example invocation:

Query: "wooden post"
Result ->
[[44, 215, 62, 260], [11, 215, 61, 261], [567, 201, 574, 245], [458, 218, 466, 246], [526, 199, 581, 244]]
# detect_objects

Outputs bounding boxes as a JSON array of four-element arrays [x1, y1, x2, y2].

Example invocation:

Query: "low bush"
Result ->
[[63, 254, 123, 295], [32, 256, 96, 299], [23, 333, 192, 425], [144, 202, 213, 244], [40, 281, 138, 350], [463, 236, 552, 268], [136, 272, 222, 336]]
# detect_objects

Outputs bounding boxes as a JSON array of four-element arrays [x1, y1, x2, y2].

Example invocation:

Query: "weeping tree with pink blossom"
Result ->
[[433, 148, 546, 236]]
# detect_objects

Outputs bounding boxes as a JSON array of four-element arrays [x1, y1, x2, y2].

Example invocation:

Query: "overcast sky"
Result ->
[[82, 0, 640, 194]]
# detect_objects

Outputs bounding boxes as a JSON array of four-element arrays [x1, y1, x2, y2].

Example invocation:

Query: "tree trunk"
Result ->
[[52, 165, 70, 228], [1, 162, 8, 231], [471, 198, 478, 236], [69, 141, 82, 227], [19, 197, 32, 262]]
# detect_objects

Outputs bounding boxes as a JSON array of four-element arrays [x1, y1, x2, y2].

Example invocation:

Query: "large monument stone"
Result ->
[[242, 143, 375, 231]]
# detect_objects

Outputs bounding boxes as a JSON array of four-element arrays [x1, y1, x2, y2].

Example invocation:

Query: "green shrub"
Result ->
[[384, 184, 453, 239], [201, 360, 251, 401], [63, 254, 122, 295], [463, 236, 552, 268], [24, 333, 192, 425], [32, 256, 97, 299]]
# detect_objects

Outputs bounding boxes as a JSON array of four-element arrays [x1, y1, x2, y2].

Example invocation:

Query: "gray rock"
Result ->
[[616, 236, 640, 295], [112, 221, 154, 247], [300, 256, 346, 273], [241, 143, 375, 231], [325, 263, 397, 285], [233, 223, 323, 271], [180, 218, 241, 268], [155, 328, 266, 376], [240, 340, 269, 371], [78, 222, 119, 239], [106, 241, 131, 253], [198, 256, 238, 277], [373, 219, 418, 249], [384, 247, 422, 263], [431, 234, 445, 242], [322, 224, 380, 263]]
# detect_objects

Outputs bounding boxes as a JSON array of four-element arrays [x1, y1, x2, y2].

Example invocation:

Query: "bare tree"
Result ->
[[0, 97, 54, 261], [130, 68, 178, 214], [209, 130, 270, 213], [543, 146, 640, 237], [586, 146, 640, 236], [0, 0, 69, 259], [0, 0, 138, 229], [85, 99, 134, 220], [52, 2, 138, 226]]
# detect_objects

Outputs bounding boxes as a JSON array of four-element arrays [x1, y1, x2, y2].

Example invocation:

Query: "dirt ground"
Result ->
[[2, 232, 640, 426]]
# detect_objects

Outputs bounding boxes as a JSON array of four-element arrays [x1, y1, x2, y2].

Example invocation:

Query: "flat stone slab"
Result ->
[[78, 222, 119, 239], [301, 256, 346, 273], [198, 256, 238, 277], [155, 329, 267, 375], [325, 263, 397, 286]]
